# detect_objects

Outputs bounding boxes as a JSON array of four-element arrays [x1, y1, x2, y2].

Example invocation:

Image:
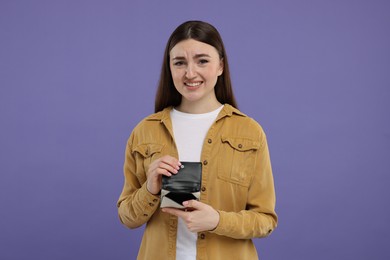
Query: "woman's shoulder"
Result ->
[[130, 107, 172, 133], [222, 104, 267, 140], [126, 107, 172, 147], [224, 105, 264, 129]]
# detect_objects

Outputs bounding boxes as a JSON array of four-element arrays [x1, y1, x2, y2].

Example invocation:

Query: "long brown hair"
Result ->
[[154, 20, 238, 113]]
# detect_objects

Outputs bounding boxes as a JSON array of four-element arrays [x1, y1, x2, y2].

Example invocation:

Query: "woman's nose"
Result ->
[[185, 64, 196, 78]]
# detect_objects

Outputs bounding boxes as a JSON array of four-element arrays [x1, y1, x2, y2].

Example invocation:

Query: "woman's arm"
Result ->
[[117, 133, 181, 229], [117, 134, 161, 229], [210, 133, 277, 239]]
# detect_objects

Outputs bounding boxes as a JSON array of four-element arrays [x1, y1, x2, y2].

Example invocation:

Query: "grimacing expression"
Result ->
[[169, 39, 223, 106]]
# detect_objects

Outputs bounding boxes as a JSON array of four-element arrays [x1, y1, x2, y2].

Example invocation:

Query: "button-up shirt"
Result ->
[[117, 104, 277, 260]]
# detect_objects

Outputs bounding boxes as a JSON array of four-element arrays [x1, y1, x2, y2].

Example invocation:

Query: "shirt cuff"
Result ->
[[138, 182, 161, 215], [209, 210, 229, 235]]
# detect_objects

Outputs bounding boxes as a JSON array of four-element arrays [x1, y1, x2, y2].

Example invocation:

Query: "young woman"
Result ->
[[117, 20, 277, 260]]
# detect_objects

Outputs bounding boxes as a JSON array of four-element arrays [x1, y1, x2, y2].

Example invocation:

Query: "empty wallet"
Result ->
[[160, 161, 202, 208]]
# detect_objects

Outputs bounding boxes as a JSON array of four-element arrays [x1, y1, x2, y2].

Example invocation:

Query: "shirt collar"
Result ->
[[146, 104, 246, 122], [216, 104, 246, 121]]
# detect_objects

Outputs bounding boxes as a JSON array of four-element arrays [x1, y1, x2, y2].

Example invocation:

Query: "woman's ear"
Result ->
[[218, 58, 224, 76]]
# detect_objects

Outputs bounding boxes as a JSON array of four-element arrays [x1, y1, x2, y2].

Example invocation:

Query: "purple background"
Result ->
[[1, 0, 389, 259]]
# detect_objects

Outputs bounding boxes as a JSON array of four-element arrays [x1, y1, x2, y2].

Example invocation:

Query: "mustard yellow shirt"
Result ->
[[117, 104, 277, 260]]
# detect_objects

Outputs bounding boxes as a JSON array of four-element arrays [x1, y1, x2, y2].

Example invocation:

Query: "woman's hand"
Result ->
[[162, 200, 220, 232], [146, 155, 181, 195]]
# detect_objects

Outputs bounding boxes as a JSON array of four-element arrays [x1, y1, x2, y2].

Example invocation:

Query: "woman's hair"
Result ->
[[154, 20, 238, 113]]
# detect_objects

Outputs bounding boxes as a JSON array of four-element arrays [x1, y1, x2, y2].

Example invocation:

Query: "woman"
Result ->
[[117, 20, 277, 260]]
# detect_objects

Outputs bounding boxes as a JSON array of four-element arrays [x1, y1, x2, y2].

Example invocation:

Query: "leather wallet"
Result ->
[[160, 162, 202, 208]]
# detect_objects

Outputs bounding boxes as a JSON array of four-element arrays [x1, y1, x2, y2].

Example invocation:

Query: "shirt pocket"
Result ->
[[218, 136, 261, 187], [132, 143, 164, 178]]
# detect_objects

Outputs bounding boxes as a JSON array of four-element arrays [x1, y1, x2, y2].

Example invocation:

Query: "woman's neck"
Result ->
[[175, 98, 222, 114]]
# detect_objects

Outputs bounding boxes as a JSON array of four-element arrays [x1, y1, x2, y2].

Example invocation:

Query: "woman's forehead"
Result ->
[[170, 39, 219, 58]]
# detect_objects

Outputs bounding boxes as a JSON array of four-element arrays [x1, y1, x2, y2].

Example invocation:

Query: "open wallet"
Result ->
[[160, 162, 202, 209]]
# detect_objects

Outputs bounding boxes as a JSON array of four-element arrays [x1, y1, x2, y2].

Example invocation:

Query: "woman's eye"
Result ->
[[199, 59, 209, 64], [173, 61, 184, 66]]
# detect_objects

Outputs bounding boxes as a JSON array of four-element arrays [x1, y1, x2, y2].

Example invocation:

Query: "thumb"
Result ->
[[183, 199, 203, 210]]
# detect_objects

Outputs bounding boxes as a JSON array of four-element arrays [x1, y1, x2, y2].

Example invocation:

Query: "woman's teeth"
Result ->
[[185, 82, 202, 87]]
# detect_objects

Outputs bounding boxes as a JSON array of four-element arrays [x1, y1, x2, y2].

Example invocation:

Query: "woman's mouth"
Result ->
[[185, 81, 203, 88]]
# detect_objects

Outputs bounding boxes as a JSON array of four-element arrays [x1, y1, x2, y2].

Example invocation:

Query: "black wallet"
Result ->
[[160, 162, 202, 208]]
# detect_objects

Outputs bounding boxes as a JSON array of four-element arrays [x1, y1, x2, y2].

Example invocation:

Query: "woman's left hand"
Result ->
[[161, 200, 220, 232]]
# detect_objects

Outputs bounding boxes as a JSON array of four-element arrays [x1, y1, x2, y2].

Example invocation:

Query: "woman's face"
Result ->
[[169, 39, 223, 109]]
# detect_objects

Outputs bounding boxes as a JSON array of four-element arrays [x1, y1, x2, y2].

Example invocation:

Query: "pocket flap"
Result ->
[[221, 136, 260, 152], [132, 143, 163, 158]]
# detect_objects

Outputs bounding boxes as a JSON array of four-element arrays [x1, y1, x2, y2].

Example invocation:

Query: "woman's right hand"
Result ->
[[146, 155, 181, 195]]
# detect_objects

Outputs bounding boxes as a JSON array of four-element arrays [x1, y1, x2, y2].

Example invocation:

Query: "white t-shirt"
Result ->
[[170, 105, 223, 260]]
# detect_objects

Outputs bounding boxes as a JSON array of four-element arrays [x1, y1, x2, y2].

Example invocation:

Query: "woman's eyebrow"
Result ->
[[172, 54, 211, 60], [172, 56, 186, 60], [194, 54, 210, 58]]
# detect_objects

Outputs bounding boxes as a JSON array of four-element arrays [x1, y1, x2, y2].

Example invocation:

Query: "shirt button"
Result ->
[[208, 139, 212, 144], [238, 144, 243, 149], [143, 214, 148, 217], [199, 233, 206, 239], [153, 199, 158, 202], [201, 186, 206, 192], [203, 160, 208, 165], [149, 203, 154, 207]]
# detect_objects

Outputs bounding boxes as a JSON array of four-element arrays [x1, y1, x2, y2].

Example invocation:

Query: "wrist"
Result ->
[[146, 183, 161, 195]]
